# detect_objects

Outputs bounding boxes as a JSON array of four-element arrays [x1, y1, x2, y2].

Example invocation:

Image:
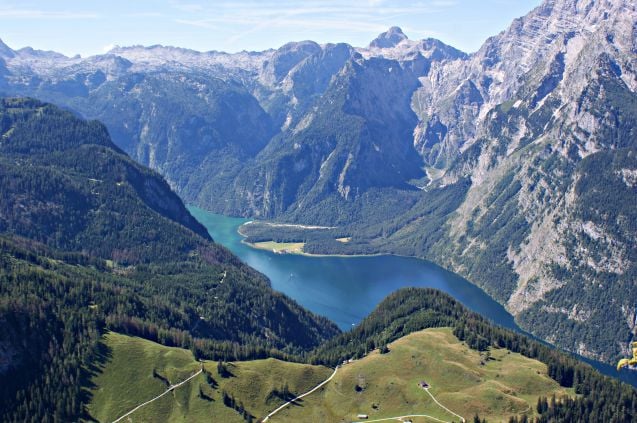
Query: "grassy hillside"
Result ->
[[87, 329, 572, 423], [307, 288, 637, 422], [87, 332, 332, 423], [280, 328, 572, 422]]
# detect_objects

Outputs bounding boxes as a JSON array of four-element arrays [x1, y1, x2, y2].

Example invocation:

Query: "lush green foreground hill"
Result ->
[[86, 329, 570, 423], [49, 282, 637, 422], [86, 284, 637, 423], [0, 98, 338, 422], [86, 332, 332, 423]]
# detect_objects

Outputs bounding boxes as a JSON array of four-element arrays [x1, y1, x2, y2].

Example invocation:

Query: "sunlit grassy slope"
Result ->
[[86, 329, 573, 422], [278, 328, 574, 423], [86, 332, 331, 422]]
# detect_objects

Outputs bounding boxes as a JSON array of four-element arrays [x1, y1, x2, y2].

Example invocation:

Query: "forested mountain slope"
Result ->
[[0, 98, 338, 422], [0, 97, 210, 262]]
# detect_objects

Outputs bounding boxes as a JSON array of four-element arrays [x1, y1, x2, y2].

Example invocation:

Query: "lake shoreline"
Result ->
[[238, 219, 381, 258], [188, 206, 637, 388], [238, 221, 409, 259]]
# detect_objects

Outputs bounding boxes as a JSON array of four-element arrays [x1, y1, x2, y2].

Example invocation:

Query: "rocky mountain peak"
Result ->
[[369, 26, 408, 49], [260, 40, 321, 85], [433, 0, 635, 114]]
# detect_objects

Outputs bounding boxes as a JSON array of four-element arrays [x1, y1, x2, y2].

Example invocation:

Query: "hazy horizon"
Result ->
[[0, 0, 541, 58]]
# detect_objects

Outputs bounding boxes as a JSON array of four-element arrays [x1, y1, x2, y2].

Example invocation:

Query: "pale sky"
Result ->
[[0, 0, 542, 57]]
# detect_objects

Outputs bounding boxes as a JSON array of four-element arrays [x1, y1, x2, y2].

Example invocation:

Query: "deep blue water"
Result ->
[[189, 206, 637, 387]]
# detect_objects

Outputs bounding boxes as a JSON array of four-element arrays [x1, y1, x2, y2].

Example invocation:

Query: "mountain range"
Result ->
[[0, 0, 635, 366]]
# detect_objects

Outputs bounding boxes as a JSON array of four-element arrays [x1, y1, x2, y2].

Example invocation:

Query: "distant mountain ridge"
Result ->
[[0, 0, 635, 365]]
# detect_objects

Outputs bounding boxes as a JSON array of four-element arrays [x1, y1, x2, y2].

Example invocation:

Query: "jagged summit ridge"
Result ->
[[414, 0, 637, 161]]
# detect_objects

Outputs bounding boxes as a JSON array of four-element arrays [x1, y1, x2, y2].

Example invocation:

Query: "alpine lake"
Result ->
[[189, 206, 637, 387]]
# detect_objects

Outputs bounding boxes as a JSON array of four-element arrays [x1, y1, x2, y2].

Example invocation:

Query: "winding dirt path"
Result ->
[[111, 368, 203, 423], [262, 366, 338, 422], [423, 387, 465, 422], [353, 385, 465, 423], [355, 414, 450, 423]]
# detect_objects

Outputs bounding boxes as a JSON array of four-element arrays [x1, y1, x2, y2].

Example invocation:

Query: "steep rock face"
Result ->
[[0, 27, 463, 218], [0, 39, 15, 59], [411, 0, 637, 362], [89, 73, 276, 197], [414, 0, 636, 169], [281, 43, 356, 127], [221, 55, 424, 224], [256, 43, 357, 133]]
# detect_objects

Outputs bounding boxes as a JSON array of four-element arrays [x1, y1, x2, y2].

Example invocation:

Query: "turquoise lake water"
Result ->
[[189, 206, 637, 387]]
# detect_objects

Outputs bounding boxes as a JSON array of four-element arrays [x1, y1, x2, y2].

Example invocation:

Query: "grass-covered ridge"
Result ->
[[282, 328, 573, 422], [309, 288, 637, 422], [75, 284, 637, 422], [87, 332, 333, 423]]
